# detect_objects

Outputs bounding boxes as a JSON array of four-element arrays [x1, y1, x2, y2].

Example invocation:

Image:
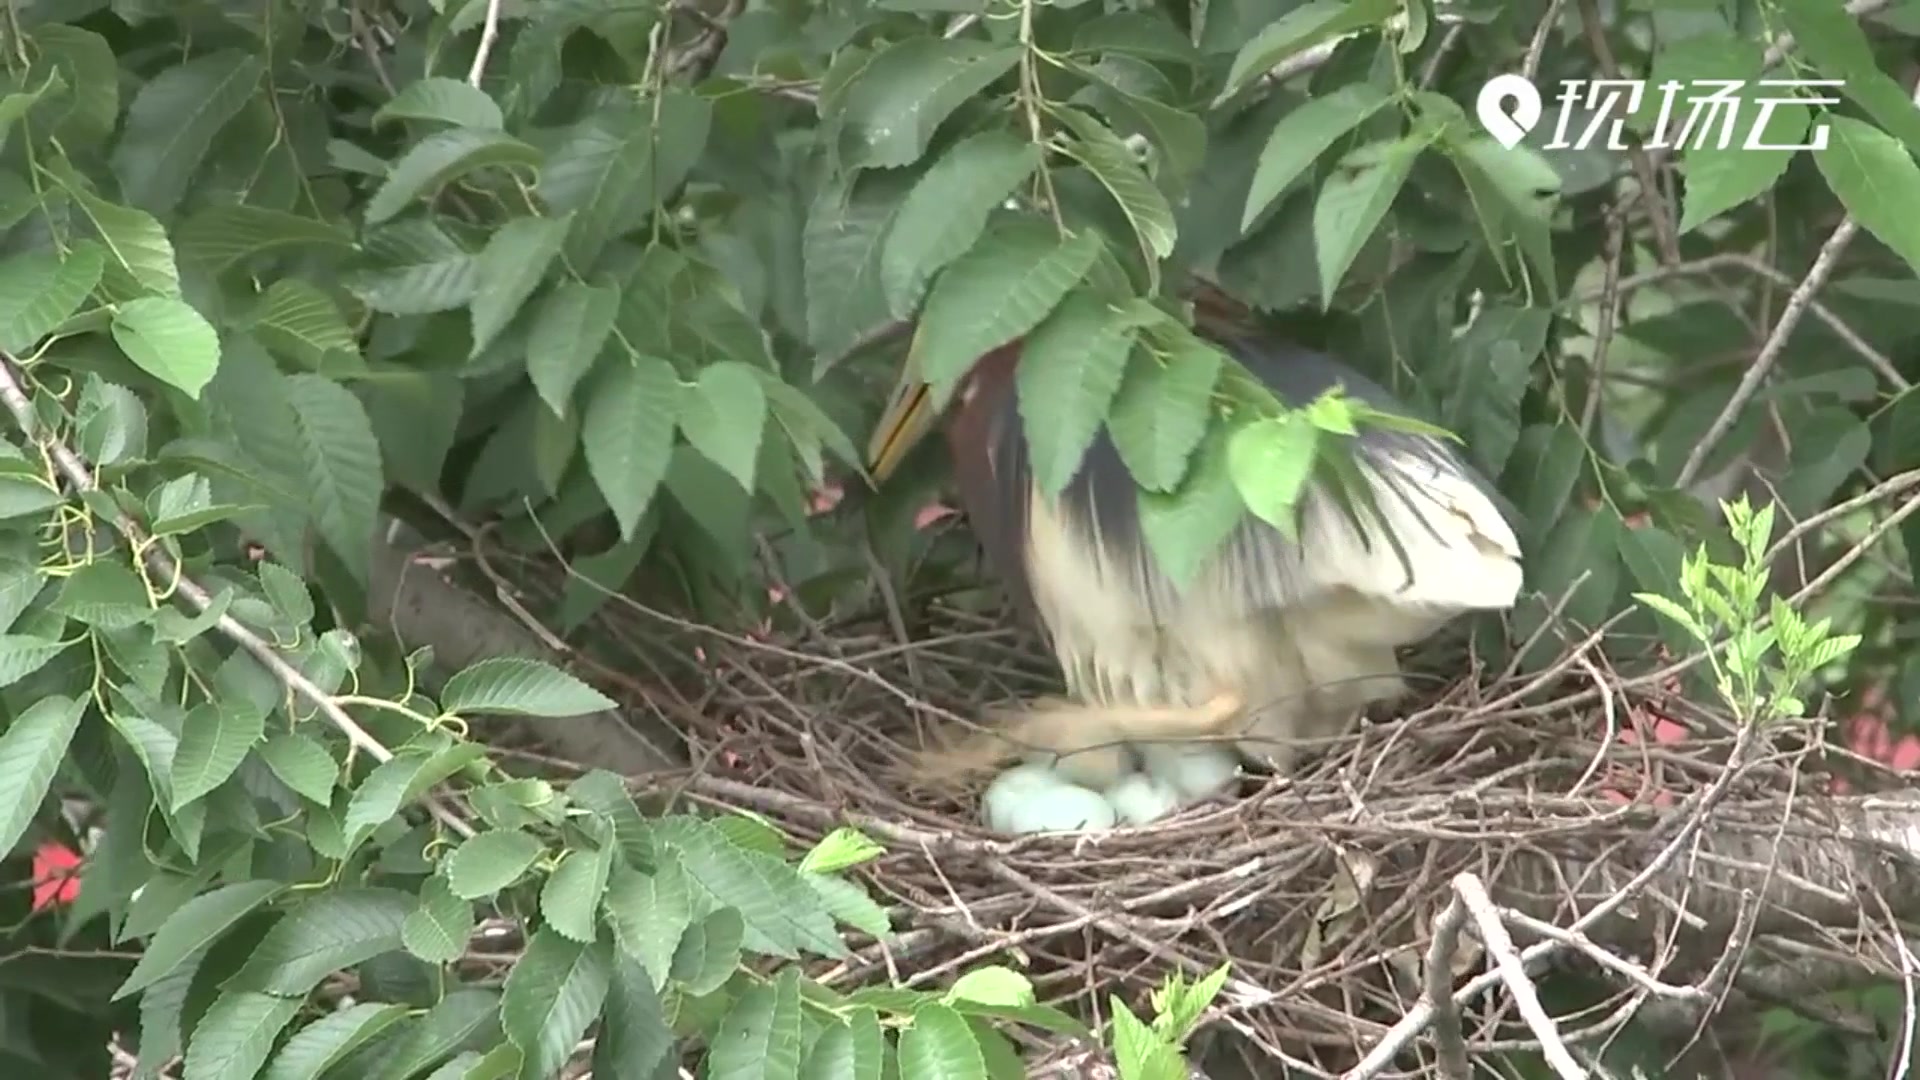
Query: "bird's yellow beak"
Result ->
[[866, 365, 937, 485]]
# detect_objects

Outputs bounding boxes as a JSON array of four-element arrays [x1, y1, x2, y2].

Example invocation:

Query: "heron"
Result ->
[[866, 284, 1525, 819]]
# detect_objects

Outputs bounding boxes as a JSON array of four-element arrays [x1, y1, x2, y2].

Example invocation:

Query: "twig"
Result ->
[[0, 354, 475, 838], [1575, 0, 1679, 264], [1423, 890, 1474, 1079], [1761, 0, 1896, 70], [465, 0, 505, 87], [1452, 874, 1587, 1080]]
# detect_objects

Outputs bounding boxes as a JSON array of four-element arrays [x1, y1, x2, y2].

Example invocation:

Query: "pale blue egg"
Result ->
[[981, 763, 1118, 834]]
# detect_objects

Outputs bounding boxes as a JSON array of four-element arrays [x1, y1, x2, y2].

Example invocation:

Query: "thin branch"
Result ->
[[1453, 874, 1588, 1080], [1423, 892, 1474, 1079], [465, 0, 505, 88]]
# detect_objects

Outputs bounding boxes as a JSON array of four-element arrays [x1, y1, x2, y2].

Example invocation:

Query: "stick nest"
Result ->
[[478, 557, 1913, 1077]]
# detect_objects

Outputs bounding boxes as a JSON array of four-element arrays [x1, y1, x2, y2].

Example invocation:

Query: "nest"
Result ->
[[458, 543, 1916, 1077]]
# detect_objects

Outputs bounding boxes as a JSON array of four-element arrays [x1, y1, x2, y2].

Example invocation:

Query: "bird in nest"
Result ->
[[864, 281, 1525, 834]]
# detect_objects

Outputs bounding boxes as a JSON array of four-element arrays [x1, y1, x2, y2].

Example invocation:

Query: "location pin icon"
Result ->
[[1476, 74, 1542, 150]]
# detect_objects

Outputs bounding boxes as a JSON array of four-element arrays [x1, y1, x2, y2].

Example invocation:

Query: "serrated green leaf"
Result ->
[[538, 93, 712, 271], [801, 1008, 886, 1080], [656, 816, 848, 960], [541, 845, 612, 944], [913, 222, 1103, 401], [0, 241, 103, 353], [1244, 83, 1391, 229], [1015, 292, 1143, 495], [445, 828, 547, 899], [365, 127, 543, 225], [945, 967, 1036, 1009], [804, 168, 915, 366], [500, 930, 612, 1080], [50, 558, 152, 629], [177, 205, 357, 271], [114, 880, 285, 999], [265, 1002, 407, 1080], [881, 131, 1041, 315], [112, 296, 221, 398], [343, 745, 483, 847], [1314, 135, 1424, 304], [835, 40, 1020, 171], [404, 873, 476, 964], [250, 279, 363, 372], [1055, 107, 1177, 284], [231, 887, 414, 996], [31, 24, 117, 147], [1775, 0, 1920, 156], [367, 988, 501, 1080], [63, 183, 181, 298], [1227, 414, 1318, 536], [678, 361, 767, 492], [170, 703, 264, 809], [1106, 337, 1221, 492], [1137, 424, 1244, 589], [526, 281, 617, 414], [898, 1003, 987, 1080], [182, 990, 304, 1080], [1109, 997, 1185, 1080], [709, 967, 804, 1080], [605, 859, 694, 991], [259, 733, 337, 805], [1815, 115, 1920, 281], [0, 694, 85, 861], [669, 906, 745, 995], [470, 214, 571, 358], [581, 352, 679, 540], [375, 76, 504, 130], [1218, 0, 1401, 100], [800, 827, 886, 875], [111, 50, 263, 215], [593, 955, 674, 1079], [441, 656, 616, 717], [347, 220, 479, 314], [283, 373, 384, 583]]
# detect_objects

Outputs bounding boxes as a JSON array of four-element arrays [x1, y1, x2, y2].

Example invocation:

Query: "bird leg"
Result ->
[[903, 691, 1246, 791]]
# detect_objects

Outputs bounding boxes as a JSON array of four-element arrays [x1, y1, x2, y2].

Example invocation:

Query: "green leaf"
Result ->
[[709, 967, 804, 1080], [801, 1008, 886, 1080], [678, 361, 767, 492], [1137, 425, 1244, 589], [804, 169, 914, 365], [470, 214, 572, 358], [913, 222, 1103, 401], [804, 872, 893, 938], [64, 184, 181, 298], [0, 634, 67, 690], [669, 907, 746, 996], [1814, 115, 1920, 281], [365, 128, 543, 226], [250, 279, 363, 372], [1314, 136, 1424, 304], [0, 241, 103, 353], [1218, 0, 1401, 100], [500, 931, 613, 1080], [230, 887, 413, 996], [284, 373, 385, 583], [374, 76, 504, 130], [0, 692, 84, 864], [404, 873, 476, 965], [112, 296, 222, 398], [50, 558, 152, 629], [800, 827, 886, 875], [31, 24, 117, 147], [259, 733, 338, 806], [114, 880, 285, 999], [169, 701, 264, 809], [882, 131, 1040, 315], [541, 845, 613, 944], [1775, 0, 1920, 156], [833, 40, 1022, 170], [656, 816, 848, 960], [183, 990, 304, 1080], [445, 828, 547, 899], [1055, 107, 1178, 281], [441, 656, 616, 717], [605, 859, 694, 991], [538, 93, 712, 271], [526, 281, 618, 414], [265, 1003, 408, 1080], [369, 989, 502, 1080], [1014, 293, 1143, 495], [1106, 338, 1222, 492], [581, 352, 680, 540], [945, 967, 1036, 1009], [1244, 83, 1391, 229], [593, 956, 675, 1079], [898, 1004, 987, 1080], [1109, 998, 1185, 1080], [347, 220, 479, 314], [177, 205, 357, 271], [110, 50, 263, 215]]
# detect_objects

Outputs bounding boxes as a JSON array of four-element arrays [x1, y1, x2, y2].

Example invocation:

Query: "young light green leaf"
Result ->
[[0, 241, 104, 353], [1814, 115, 1920, 281], [1244, 83, 1392, 229], [1313, 136, 1425, 305], [913, 222, 1103, 401], [833, 39, 1022, 170], [1227, 415, 1321, 538], [709, 968, 804, 1080], [582, 352, 680, 540], [284, 373, 384, 583], [882, 131, 1041, 315], [113, 880, 286, 999], [500, 931, 613, 1080], [1109, 997, 1186, 1080], [604, 859, 694, 991], [403, 873, 476, 964], [258, 733, 338, 805], [469, 214, 571, 358], [365, 128, 543, 225], [678, 361, 768, 492], [1106, 339, 1223, 492], [177, 205, 357, 271], [373, 76, 504, 130], [945, 967, 1036, 1009], [112, 296, 221, 398], [441, 656, 616, 717], [541, 845, 613, 944], [526, 281, 618, 415], [669, 907, 746, 995], [898, 1003, 988, 1080], [110, 49, 263, 215], [264, 1003, 408, 1080], [182, 990, 305, 1080], [445, 828, 547, 899], [800, 827, 886, 875]]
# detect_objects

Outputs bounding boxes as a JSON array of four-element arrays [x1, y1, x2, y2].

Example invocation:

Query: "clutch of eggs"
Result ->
[[978, 747, 1240, 835]]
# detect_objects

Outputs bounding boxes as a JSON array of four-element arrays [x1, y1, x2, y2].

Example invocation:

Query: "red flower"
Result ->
[[29, 841, 81, 912]]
